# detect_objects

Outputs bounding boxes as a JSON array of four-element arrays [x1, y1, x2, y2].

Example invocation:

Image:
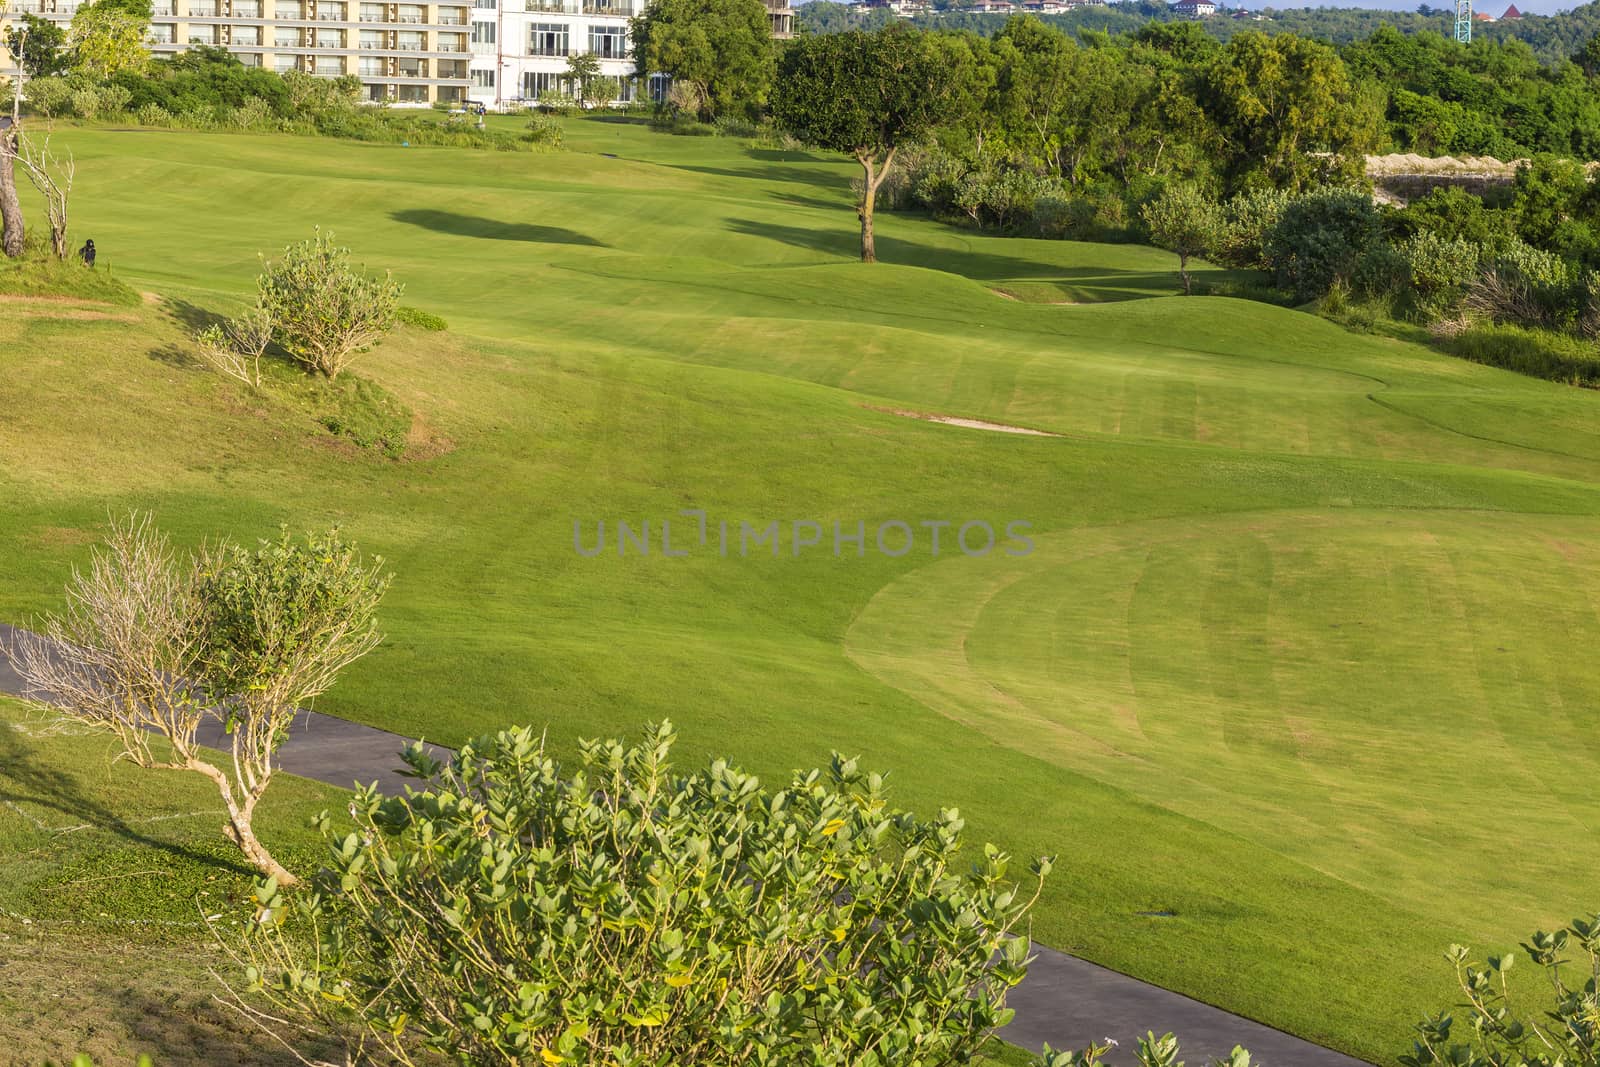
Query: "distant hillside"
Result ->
[[797, 0, 1600, 65]]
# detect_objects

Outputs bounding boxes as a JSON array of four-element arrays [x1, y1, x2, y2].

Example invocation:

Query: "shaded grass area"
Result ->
[[3, 117, 1600, 1063]]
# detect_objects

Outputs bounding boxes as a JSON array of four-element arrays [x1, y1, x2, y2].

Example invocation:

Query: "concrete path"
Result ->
[[0, 621, 1367, 1066]]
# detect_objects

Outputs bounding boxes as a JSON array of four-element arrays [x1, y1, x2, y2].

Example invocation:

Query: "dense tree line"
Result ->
[[799, 4, 1600, 162], [799, 0, 1600, 67]]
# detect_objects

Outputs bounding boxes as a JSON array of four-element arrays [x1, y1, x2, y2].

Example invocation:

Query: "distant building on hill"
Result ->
[[0, 0, 792, 109], [1172, 0, 1217, 16], [965, 0, 1017, 11], [1473, 10, 1496, 21], [1021, 0, 1069, 13], [1500, 3, 1523, 16], [856, 0, 930, 13]]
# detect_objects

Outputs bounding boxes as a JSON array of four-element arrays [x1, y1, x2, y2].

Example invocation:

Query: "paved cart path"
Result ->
[[0, 621, 1366, 1066]]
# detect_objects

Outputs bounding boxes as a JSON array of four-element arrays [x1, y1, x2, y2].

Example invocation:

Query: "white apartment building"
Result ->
[[3, 0, 792, 108], [465, 0, 791, 108], [6, 0, 474, 104]]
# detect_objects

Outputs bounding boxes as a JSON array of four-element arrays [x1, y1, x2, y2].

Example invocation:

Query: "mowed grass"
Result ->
[[3, 117, 1600, 1063]]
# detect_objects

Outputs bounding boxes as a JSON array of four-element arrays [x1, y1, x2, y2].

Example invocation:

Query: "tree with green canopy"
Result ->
[[772, 27, 963, 262], [629, 0, 772, 122]]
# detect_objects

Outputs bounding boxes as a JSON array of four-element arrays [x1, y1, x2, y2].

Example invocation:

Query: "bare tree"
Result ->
[[195, 304, 275, 389], [6, 515, 390, 885], [16, 127, 72, 258]]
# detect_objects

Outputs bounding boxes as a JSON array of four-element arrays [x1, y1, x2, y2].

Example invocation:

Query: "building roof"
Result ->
[[1501, 3, 1522, 15]]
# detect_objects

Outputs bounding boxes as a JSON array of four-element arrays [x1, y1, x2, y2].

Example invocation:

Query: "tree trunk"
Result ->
[[225, 813, 299, 886], [1179, 252, 1192, 296], [187, 757, 299, 885], [0, 129, 24, 259], [855, 147, 898, 265], [859, 193, 876, 264]]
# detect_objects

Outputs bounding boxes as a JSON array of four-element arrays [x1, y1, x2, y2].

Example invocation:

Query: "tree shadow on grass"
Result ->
[[725, 216, 1233, 299], [0, 708, 255, 879], [162, 296, 228, 334], [390, 209, 608, 246], [745, 147, 838, 164], [771, 191, 851, 213], [148, 342, 201, 370], [664, 162, 855, 192]]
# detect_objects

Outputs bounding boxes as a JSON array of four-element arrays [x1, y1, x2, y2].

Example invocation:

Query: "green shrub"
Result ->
[[1220, 187, 1293, 271], [713, 113, 762, 138], [1266, 188, 1384, 302], [22, 76, 75, 117], [135, 101, 172, 126], [257, 230, 402, 380], [1397, 231, 1480, 321], [395, 305, 447, 331], [1399, 913, 1600, 1066], [523, 114, 564, 149], [242, 722, 1051, 1066]]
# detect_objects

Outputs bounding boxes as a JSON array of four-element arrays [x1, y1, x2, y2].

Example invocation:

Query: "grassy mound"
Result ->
[[0, 245, 141, 305]]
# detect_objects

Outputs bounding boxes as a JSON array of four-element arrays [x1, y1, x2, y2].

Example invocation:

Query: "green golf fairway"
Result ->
[[5, 117, 1600, 1063]]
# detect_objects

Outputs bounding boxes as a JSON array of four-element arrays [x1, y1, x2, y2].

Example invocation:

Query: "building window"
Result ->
[[358, 2, 384, 19], [587, 24, 624, 58], [523, 70, 569, 97], [471, 68, 495, 88], [529, 22, 566, 55], [647, 72, 669, 102], [470, 20, 495, 52]]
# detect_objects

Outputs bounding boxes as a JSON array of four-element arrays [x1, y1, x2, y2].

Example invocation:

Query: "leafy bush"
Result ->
[[1397, 231, 1480, 321], [241, 722, 1051, 1066], [257, 230, 402, 380], [1219, 187, 1293, 271], [21, 76, 75, 117], [135, 101, 172, 126], [524, 114, 564, 148], [395, 305, 448, 331], [1400, 913, 1600, 1066], [1265, 188, 1384, 302]]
